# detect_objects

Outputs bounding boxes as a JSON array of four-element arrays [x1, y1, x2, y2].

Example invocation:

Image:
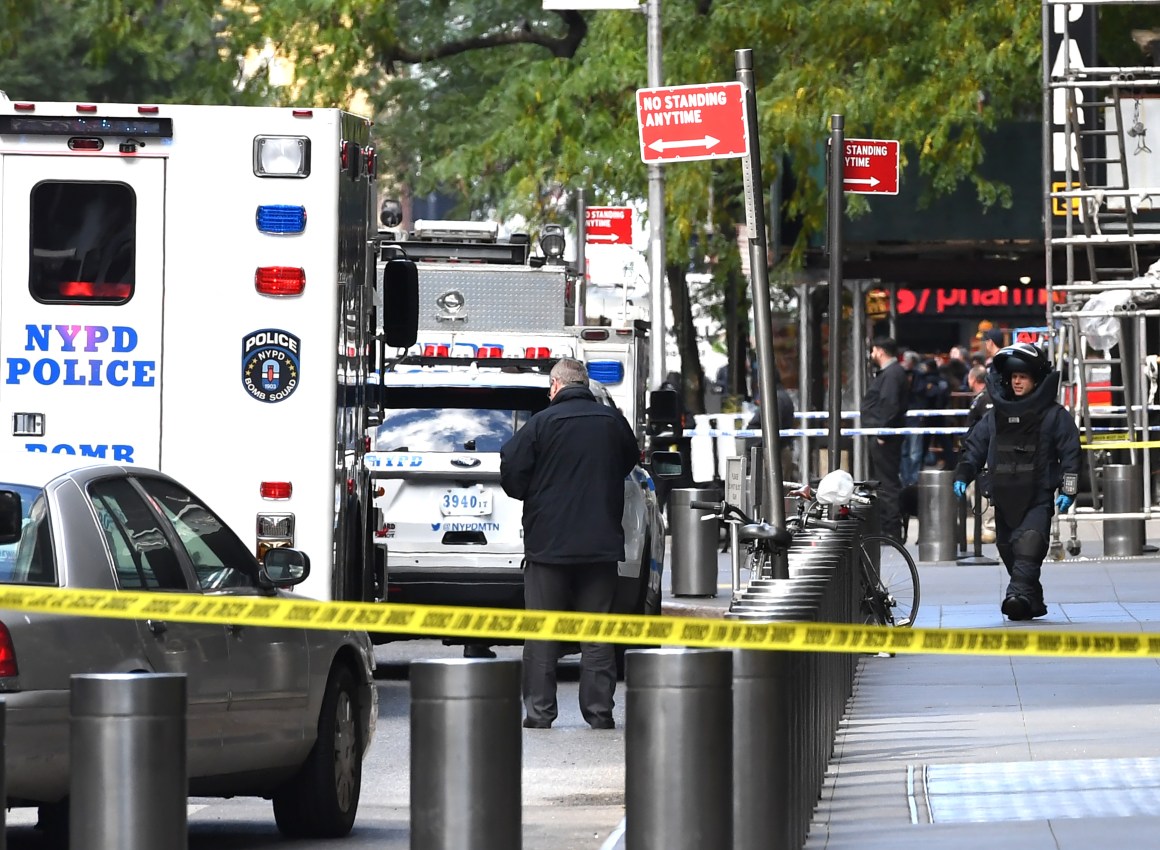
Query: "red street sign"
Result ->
[[636, 82, 749, 164], [842, 138, 899, 195], [585, 206, 633, 245]]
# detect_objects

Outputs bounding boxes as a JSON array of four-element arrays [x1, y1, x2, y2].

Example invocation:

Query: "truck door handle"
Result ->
[[146, 619, 167, 635]]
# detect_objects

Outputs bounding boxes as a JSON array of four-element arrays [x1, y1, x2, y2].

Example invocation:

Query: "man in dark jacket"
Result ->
[[953, 344, 1081, 620], [861, 336, 910, 541], [500, 358, 640, 730]]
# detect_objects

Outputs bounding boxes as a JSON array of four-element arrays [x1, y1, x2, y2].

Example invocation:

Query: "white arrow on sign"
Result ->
[[647, 135, 720, 153], [586, 233, 622, 242], [843, 176, 880, 188]]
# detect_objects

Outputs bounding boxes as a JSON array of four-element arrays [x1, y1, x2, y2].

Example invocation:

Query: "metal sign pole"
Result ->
[[736, 49, 787, 570], [827, 115, 845, 470]]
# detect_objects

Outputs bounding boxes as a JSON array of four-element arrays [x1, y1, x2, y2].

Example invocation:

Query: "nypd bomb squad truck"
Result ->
[[0, 97, 418, 603], [364, 217, 679, 651]]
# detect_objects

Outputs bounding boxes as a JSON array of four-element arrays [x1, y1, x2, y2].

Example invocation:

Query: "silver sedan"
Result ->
[[0, 464, 377, 843]]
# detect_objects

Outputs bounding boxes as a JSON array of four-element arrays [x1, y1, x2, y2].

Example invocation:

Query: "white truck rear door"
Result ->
[[1, 155, 165, 485]]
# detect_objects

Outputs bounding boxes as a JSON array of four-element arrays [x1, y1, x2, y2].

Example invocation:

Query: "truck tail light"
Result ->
[[588, 360, 625, 384], [580, 328, 610, 341], [256, 205, 307, 234], [0, 622, 19, 678], [256, 513, 295, 561], [261, 481, 293, 499], [255, 267, 305, 295], [254, 136, 311, 178]]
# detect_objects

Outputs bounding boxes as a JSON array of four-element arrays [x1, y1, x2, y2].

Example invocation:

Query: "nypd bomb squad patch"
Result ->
[[242, 329, 300, 403]]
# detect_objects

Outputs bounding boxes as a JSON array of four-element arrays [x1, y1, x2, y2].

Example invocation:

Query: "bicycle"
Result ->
[[787, 472, 920, 627], [692, 471, 920, 628]]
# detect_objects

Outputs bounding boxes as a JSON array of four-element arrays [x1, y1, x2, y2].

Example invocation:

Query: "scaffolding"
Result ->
[[1044, 0, 1160, 534]]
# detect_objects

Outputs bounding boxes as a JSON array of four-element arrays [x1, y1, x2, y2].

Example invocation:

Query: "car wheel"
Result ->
[[272, 664, 362, 838]]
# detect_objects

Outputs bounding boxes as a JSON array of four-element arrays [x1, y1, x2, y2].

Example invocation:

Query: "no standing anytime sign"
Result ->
[[636, 82, 749, 164]]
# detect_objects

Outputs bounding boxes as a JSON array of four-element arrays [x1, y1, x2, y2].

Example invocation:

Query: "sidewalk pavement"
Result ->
[[659, 519, 1160, 849]]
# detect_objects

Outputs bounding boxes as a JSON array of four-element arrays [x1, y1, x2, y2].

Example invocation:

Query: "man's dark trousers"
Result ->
[[869, 435, 904, 541], [522, 561, 618, 727]]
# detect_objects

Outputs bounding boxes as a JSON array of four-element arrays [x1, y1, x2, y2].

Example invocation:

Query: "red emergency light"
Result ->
[[478, 346, 504, 358], [423, 344, 451, 357], [58, 281, 131, 300], [261, 481, 293, 500], [255, 267, 306, 296], [525, 347, 550, 358]]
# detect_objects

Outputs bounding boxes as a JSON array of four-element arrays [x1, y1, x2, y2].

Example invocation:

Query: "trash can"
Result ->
[[670, 488, 719, 597], [917, 469, 957, 562], [1104, 464, 1143, 556]]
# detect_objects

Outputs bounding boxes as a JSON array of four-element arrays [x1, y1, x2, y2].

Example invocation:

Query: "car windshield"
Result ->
[[375, 386, 546, 452], [0, 483, 47, 583]]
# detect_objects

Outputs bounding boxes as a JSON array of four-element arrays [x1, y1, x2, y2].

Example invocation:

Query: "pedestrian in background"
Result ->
[[900, 350, 924, 488], [500, 357, 639, 730], [861, 337, 909, 541], [952, 344, 1081, 620], [981, 328, 1005, 365]]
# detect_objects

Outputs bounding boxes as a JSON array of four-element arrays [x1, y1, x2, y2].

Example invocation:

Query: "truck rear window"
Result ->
[[374, 386, 546, 452], [29, 181, 135, 304]]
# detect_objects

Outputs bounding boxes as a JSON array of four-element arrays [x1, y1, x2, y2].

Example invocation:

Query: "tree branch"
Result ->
[[385, 11, 587, 64]]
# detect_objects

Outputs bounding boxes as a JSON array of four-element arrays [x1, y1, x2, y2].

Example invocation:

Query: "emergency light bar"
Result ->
[[256, 205, 307, 234], [413, 220, 499, 242], [253, 136, 310, 178], [0, 114, 173, 137]]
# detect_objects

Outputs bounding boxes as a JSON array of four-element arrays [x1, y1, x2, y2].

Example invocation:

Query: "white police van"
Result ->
[[365, 219, 676, 636]]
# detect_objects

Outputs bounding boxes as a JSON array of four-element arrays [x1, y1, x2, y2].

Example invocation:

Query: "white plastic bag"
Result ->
[[1079, 289, 1133, 352]]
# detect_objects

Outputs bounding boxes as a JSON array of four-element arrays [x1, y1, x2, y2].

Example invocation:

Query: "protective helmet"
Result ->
[[992, 342, 1050, 384]]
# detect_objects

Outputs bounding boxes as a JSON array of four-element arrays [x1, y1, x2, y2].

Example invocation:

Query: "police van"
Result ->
[[366, 220, 676, 632], [0, 98, 418, 602]]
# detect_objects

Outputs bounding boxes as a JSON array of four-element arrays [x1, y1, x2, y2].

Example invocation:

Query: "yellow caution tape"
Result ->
[[1081, 440, 1160, 450], [0, 585, 1157, 660]]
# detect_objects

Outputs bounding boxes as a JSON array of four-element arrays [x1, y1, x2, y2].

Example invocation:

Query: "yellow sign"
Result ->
[[1052, 181, 1082, 217], [0, 586, 1158, 660]]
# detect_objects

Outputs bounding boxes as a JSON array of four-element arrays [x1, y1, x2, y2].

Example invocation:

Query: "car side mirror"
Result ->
[[0, 491, 21, 545], [260, 547, 311, 589], [381, 258, 419, 349], [649, 451, 683, 479], [647, 389, 680, 427]]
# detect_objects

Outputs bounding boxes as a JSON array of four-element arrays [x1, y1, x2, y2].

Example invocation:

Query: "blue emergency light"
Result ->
[[587, 360, 624, 384], [256, 205, 307, 234]]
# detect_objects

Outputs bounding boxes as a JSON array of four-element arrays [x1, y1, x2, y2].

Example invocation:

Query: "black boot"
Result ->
[[1030, 598, 1048, 618], [1001, 595, 1032, 621]]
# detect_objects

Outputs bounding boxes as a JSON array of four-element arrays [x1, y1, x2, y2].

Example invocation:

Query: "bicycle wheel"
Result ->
[[859, 534, 920, 627]]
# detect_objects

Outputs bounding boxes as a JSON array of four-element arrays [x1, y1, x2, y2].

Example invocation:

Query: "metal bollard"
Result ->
[[733, 649, 793, 850], [410, 659, 521, 850], [70, 673, 187, 850], [670, 488, 720, 596], [1104, 464, 1144, 556], [917, 468, 958, 562], [625, 649, 732, 849]]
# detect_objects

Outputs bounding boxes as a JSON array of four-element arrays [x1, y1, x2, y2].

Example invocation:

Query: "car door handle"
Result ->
[[146, 619, 167, 635]]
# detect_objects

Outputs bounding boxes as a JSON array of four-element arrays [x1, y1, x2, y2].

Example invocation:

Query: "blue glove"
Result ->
[[953, 481, 968, 500], [1056, 493, 1075, 513]]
